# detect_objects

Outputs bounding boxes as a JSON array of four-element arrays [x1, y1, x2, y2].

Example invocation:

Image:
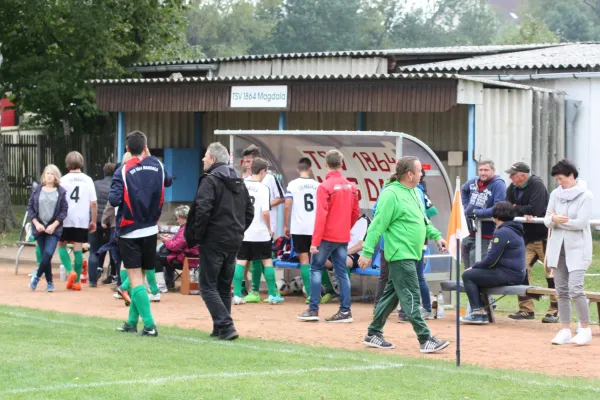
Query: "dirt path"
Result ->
[[2, 266, 599, 379]]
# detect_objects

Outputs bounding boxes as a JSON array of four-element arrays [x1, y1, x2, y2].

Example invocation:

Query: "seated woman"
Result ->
[[156, 205, 199, 290], [461, 201, 526, 325]]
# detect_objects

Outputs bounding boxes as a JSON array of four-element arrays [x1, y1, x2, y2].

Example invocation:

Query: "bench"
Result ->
[[441, 281, 600, 323], [180, 257, 199, 295], [15, 242, 90, 275]]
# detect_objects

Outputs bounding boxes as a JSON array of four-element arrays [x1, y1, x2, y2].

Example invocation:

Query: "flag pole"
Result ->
[[455, 177, 461, 367]]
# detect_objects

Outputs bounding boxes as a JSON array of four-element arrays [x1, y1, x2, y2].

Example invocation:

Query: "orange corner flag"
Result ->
[[446, 177, 470, 260]]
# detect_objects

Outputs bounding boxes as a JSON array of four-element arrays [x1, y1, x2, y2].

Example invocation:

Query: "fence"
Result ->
[[1, 134, 116, 205]]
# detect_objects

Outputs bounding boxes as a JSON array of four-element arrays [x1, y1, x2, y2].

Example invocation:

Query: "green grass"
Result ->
[[0, 206, 27, 247], [0, 305, 599, 400], [459, 234, 600, 322]]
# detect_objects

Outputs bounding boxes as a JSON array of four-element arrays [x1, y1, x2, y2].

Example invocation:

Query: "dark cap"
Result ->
[[505, 162, 530, 175]]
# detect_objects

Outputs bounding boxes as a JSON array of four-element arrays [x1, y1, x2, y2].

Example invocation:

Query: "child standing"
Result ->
[[28, 164, 69, 291]]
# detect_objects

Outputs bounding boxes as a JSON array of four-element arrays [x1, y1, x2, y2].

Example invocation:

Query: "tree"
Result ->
[[527, 0, 600, 42], [0, 0, 189, 136], [495, 15, 559, 44]]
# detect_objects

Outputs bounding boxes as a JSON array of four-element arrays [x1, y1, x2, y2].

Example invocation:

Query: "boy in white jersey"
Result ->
[[58, 151, 98, 291], [284, 157, 319, 301], [240, 145, 285, 302], [233, 158, 284, 305]]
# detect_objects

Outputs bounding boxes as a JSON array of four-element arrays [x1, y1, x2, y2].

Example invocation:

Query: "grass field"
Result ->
[[0, 305, 599, 400], [0, 206, 26, 247]]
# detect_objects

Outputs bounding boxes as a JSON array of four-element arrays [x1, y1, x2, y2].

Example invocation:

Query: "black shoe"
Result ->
[[219, 329, 239, 341], [420, 336, 450, 353], [116, 323, 138, 333], [137, 325, 158, 337], [325, 310, 353, 323], [364, 333, 395, 349], [209, 326, 219, 337], [102, 276, 114, 285], [542, 314, 560, 323], [397, 310, 408, 323], [508, 311, 535, 320]]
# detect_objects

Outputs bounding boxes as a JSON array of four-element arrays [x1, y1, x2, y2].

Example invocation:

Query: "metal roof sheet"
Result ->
[[132, 44, 562, 67], [401, 43, 600, 72]]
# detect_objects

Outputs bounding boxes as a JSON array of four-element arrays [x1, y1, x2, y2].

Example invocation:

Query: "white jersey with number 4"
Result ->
[[285, 177, 319, 235], [244, 180, 271, 242], [61, 172, 97, 229]]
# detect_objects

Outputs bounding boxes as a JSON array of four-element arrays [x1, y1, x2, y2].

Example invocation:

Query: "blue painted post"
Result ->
[[468, 105, 476, 179], [357, 112, 366, 131], [277, 112, 287, 237], [117, 112, 125, 161]]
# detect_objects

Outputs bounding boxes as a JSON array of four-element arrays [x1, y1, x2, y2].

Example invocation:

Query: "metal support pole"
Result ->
[[475, 219, 483, 262]]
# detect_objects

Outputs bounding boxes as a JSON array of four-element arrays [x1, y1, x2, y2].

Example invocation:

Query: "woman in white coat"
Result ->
[[544, 159, 594, 345]]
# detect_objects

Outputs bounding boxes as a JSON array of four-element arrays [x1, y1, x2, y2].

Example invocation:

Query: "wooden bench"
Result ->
[[525, 287, 600, 319], [180, 257, 199, 295]]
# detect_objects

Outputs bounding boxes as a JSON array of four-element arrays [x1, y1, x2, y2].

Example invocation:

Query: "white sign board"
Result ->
[[231, 86, 288, 109]]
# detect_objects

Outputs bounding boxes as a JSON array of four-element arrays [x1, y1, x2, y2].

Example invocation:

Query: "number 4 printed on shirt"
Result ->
[[70, 186, 80, 203]]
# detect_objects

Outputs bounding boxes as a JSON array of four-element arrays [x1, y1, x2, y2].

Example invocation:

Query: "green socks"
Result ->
[[121, 276, 131, 292], [300, 264, 311, 297], [346, 267, 352, 281], [146, 270, 159, 295], [73, 251, 83, 283], [58, 247, 72, 272], [127, 296, 140, 327], [263, 266, 277, 297], [119, 269, 128, 286], [251, 260, 263, 292], [132, 285, 154, 328], [322, 270, 334, 293], [233, 264, 245, 297], [35, 246, 42, 266]]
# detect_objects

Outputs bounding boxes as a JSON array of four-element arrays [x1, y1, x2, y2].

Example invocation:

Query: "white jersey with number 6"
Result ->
[[244, 180, 271, 242], [285, 177, 319, 235], [61, 172, 97, 229]]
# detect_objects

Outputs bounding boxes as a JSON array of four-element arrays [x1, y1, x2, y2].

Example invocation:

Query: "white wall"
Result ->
[[523, 78, 600, 218]]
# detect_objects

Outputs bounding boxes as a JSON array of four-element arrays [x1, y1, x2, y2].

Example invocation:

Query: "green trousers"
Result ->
[[369, 259, 430, 344]]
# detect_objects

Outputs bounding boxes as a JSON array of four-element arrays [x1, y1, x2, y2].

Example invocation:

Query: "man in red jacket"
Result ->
[[297, 149, 359, 323]]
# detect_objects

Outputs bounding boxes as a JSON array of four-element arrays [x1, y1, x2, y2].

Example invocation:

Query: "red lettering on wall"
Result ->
[[316, 176, 324, 184], [384, 153, 396, 165], [360, 152, 378, 172], [379, 179, 385, 189], [352, 152, 367, 170], [365, 178, 380, 202], [373, 153, 391, 172]]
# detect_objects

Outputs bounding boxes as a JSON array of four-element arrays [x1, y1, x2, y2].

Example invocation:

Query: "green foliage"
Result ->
[[495, 15, 560, 45], [0, 0, 189, 135], [527, 0, 600, 42]]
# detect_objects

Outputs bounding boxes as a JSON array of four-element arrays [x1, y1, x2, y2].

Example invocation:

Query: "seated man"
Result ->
[[322, 215, 369, 303], [460, 201, 526, 325]]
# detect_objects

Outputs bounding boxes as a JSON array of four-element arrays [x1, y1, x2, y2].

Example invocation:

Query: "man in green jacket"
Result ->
[[359, 156, 450, 353]]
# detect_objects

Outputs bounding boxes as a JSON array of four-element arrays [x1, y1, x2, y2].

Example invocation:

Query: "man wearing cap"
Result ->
[[505, 162, 558, 323]]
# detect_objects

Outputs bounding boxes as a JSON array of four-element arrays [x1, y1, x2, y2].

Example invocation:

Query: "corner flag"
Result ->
[[446, 177, 469, 260]]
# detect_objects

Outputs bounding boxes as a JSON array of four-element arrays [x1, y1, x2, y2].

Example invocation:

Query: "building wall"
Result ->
[[125, 112, 194, 148], [364, 105, 469, 184]]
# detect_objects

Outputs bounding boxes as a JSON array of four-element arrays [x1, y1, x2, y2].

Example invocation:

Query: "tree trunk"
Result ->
[[0, 139, 18, 232]]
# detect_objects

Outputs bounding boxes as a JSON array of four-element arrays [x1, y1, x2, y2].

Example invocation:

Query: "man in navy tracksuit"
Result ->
[[109, 131, 172, 337], [461, 160, 506, 268]]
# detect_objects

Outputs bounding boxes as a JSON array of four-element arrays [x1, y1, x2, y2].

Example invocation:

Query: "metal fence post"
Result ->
[[475, 219, 483, 262]]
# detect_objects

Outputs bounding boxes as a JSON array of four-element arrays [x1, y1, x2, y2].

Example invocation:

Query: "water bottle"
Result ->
[[437, 291, 445, 319], [60, 265, 66, 282]]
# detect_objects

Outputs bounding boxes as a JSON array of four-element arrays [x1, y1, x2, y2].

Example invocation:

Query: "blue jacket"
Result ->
[[109, 156, 173, 236], [472, 221, 526, 280], [461, 175, 506, 237], [27, 186, 69, 239]]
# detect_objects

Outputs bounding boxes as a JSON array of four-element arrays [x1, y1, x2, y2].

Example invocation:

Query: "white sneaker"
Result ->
[[551, 328, 572, 345], [113, 292, 123, 300], [233, 295, 246, 305], [572, 327, 592, 346], [149, 293, 161, 302], [158, 284, 168, 294]]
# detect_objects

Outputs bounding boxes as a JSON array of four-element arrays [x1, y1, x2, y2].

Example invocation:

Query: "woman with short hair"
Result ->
[[545, 159, 594, 345], [461, 201, 526, 325]]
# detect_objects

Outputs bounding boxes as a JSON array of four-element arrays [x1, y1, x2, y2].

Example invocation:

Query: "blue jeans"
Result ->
[[309, 240, 351, 313], [415, 252, 432, 312], [36, 234, 59, 283]]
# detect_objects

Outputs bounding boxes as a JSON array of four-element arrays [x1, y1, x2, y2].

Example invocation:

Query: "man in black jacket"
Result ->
[[505, 162, 558, 323], [88, 163, 117, 287], [187, 142, 253, 340]]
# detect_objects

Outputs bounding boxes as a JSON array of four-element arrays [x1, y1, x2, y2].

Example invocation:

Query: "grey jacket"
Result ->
[[544, 179, 594, 272]]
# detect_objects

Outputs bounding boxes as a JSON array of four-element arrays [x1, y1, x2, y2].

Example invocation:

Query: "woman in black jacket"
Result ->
[[27, 164, 69, 292]]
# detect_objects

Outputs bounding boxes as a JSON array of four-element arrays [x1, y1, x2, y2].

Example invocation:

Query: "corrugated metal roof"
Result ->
[[401, 43, 600, 72], [89, 72, 559, 92], [132, 44, 562, 67]]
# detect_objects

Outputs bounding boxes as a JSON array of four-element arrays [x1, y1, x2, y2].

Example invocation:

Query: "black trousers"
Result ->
[[154, 251, 182, 289], [199, 245, 237, 334], [462, 268, 522, 310]]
